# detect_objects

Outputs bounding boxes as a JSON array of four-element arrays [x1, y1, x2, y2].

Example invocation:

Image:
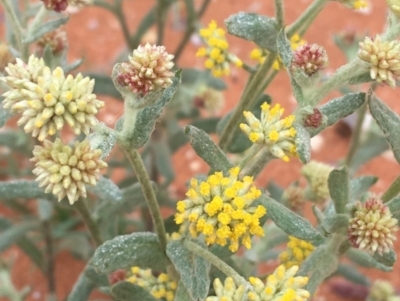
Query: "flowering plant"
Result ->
[[1, 0, 400, 301]]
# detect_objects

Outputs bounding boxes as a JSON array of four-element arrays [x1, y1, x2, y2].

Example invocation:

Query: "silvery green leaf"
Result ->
[[225, 12, 279, 52], [0, 180, 51, 200], [266, 181, 284, 202], [129, 70, 181, 148], [321, 214, 349, 234], [37, 199, 53, 221], [290, 77, 304, 105], [345, 248, 392, 271], [276, 28, 293, 68], [349, 176, 378, 201], [298, 244, 339, 295], [66, 269, 95, 301], [88, 176, 123, 202], [111, 282, 158, 301], [42, 44, 57, 69], [260, 196, 324, 244], [84, 266, 109, 288], [294, 124, 311, 164], [92, 232, 170, 274], [185, 125, 231, 173], [328, 168, 349, 214], [334, 263, 370, 286], [369, 96, 400, 163], [308, 93, 366, 137], [88, 73, 121, 99], [88, 125, 116, 159], [0, 221, 39, 252], [347, 72, 373, 85], [63, 58, 84, 73], [373, 249, 396, 268], [387, 196, 400, 215], [23, 16, 69, 44], [173, 281, 192, 301], [166, 240, 210, 301], [0, 106, 12, 128]]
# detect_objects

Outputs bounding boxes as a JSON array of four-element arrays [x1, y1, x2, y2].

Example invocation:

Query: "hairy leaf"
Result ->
[[334, 263, 370, 286], [349, 176, 378, 201], [88, 176, 123, 202], [174, 281, 192, 301], [294, 124, 311, 164], [24, 16, 69, 44], [328, 168, 349, 214], [111, 281, 158, 301], [276, 28, 293, 68], [346, 248, 392, 271]]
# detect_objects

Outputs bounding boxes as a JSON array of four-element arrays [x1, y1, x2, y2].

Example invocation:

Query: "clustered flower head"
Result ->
[[348, 197, 398, 255], [175, 167, 266, 252], [279, 236, 314, 268], [193, 86, 224, 115], [196, 20, 242, 77], [37, 28, 68, 55], [206, 265, 310, 301], [281, 186, 305, 213], [292, 44, 329, 76], [367, 280, 400, 301], [250, 34, 305, 70], [126, 267, 177, 301], [116, 43, 174, 96], [0, 42, 14, 71], [301, 161, 333, 201], [1, 55, 104, 141], [303, 108, 323, 128], [358, 35, 400, 88], [240, 102, 297, 162], [41, 0, 91, 12], [31, 138, 107, 204]]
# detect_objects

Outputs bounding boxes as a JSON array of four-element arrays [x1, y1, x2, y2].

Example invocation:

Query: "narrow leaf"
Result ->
[[174, 281, 192, 301], [349, 176, 378, 201], [24, 16, 69, 44], [88, 176, 123, 202], [0, 105, 12, 128], [92, 232, 170, 274], [346, 248, 392, 271], [225, 12, 279, 52], [334, 263, 370, 286], [294, 124, 311, 164], [321, 214, 349, 234], [276, 28, 293, 68], [369, 96, 400, 163], [328, 168, 349, 214], [387, 196, 400, 214], [166, 240, 210, 301], [66, 268, 95, 301], [185, 125, 232, 173], [111, 281, 158, 301], [0, 180, 51, 199], [372, 249, 396, 268]]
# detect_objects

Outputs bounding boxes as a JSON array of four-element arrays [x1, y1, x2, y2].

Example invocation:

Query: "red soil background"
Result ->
[[2, 0, 400, 300]]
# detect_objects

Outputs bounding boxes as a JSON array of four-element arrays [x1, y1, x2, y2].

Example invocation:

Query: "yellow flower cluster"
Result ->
[[279, 236, 314, 268], [301, 161, 333, 201], [126, 267, 177, 301], [196, 20, 242, 77], [249, 34, 305, 70], [206, 265, 310, 301], [175, 167, 266, 252], [240, 102, 297, 162], [352, 0, 368, 9]]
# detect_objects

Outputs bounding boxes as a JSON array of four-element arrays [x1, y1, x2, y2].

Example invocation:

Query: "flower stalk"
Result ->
[[382, 175, 400, 203], [74, 199, 103, 247], [274, 0, 285, 28]]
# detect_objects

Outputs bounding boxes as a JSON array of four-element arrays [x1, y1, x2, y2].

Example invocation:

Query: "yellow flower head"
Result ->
[[240, 102, 297, 162], [197, 20, 242, 77], [126, 267, 177, 301], [175, 167, 266, 252], [279, 236, 314, 268]]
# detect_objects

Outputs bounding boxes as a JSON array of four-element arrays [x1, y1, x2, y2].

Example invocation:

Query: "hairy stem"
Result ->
[[1, 0, 27, 60], [75, 199, 103, 247], [382, 175, 400, 203], [238, 144, 264, 171], [43, 221, 57, 301], [344, 102, 367, 167], [218, 53, 277, 151], [174, 0, 211, 61], [274, 0, 284, 28], [119, 141, 167, 251], [241, 148, 274, 178], [185, 240, 250, 289]]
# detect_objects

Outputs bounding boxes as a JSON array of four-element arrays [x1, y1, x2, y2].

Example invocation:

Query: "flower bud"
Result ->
[[37, 28, 68, 55], [304, 108, 323, 128], [348, 197, 398, 255], [301, 161, 333, 202], [193, 86, 224, 115], [0, 42, 15, 72], [292, 43, 328, 76]]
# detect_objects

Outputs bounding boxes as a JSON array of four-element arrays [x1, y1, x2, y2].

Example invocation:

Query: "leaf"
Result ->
[[276, 28, 293, 68], [0, 105, 12, 128], [347, 72, 373, 85], [345, 248, 392, 271], [37, 199, 54, 221], [185, 125, 232, 173], [294, 124, 311, 164], [387, 196, 400, 215], [328, 168, 349, 214], [373, 249, 396, 268], [166, 240, 210, 301], [334, 263, 370, 286], [174, 281, 192, 301], [63, 58, 84, 73], [349, 176, 378, 201], [308, 93, 366, 137], [87, 125, 117, 159], [66, 268, 95, 301], [24, 16, 69, 44], [0, 221, 39, 252], [129, 71, 181, 148], [88, 176, 123, 202], [92, 232, 170, 274], [111, 281, 158, 301], [290, 77, 304, 105], [225, 12, 279, 52], [321, 214, 349, 234], [369, 96, 400, 163], [84, 266, 109, 288], [351, 132, 389, 170], [260, 196, 324, 244], [266, 181, 284, 202], [87, 74, 121, 99]]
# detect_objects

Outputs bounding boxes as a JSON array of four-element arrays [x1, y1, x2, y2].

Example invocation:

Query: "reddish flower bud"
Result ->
[[292, 44, 328, 76], [304, 108, 323, 128], [41, 0, 69, 12], [109, 269, 126, 285]]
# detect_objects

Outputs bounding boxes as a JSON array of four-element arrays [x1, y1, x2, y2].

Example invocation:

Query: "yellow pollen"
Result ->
[[269, 130, 280, 141], [44, 93, 54, 104]]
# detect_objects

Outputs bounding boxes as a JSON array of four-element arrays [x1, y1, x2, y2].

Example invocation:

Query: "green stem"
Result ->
[[75, 199, 103, 247], [175, 0, 212, 62], [184, 240, 250, 290], [0, 0, 27, 60], [242, 62, 257, 74], [382, 175, 400, 203], [287, 0, 328, 37], [218, 53, 277, 151], [114, 0, 134, 50], [344, 102, 367, 167], [156, 0, 169, 45], [118, 141, 168, 251], [241, 148, 274, 178], [43, 221, 57, 301], [274, 0, 284, 28], [238, 144, 264, 171]]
